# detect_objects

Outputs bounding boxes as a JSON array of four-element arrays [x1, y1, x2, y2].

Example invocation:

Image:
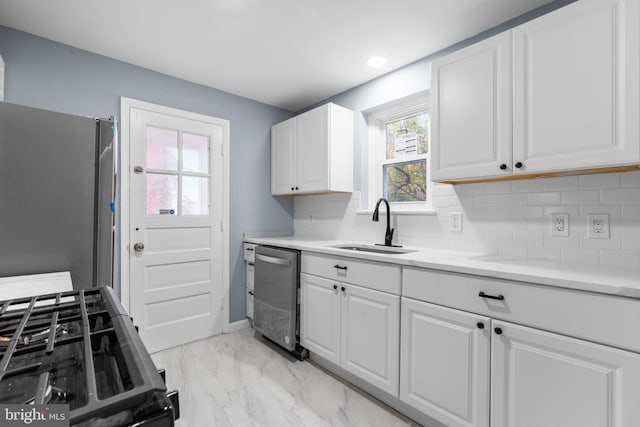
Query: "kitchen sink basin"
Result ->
[[329, 243, 417, 255]]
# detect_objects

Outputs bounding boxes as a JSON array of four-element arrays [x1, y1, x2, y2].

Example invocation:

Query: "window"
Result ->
[[367, 95, 431, 212]]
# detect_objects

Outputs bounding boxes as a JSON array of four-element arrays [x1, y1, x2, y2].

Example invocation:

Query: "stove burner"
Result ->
[[0, 287, 178, 426]]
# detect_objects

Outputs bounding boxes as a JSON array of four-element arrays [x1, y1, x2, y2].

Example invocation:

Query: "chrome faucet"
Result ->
[[372, 198, 396, 247]]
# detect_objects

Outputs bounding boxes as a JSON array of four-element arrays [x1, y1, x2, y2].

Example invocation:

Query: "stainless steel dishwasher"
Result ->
[[253, 245, 308, 359]]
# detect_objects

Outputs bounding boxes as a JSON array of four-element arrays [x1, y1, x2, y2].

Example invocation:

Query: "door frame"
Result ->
[[119, 97, 230, 333]]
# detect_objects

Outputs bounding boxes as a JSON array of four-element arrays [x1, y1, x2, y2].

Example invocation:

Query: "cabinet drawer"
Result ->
[[245, 262, 254, 291], [302, 252, 401, 295], [403, 267, 640, 353], [243, 243, 256, 262], [246, 292, 254, 319]]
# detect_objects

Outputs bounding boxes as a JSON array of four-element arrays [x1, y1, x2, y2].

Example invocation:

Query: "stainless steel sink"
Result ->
[[329, 243, 417, 255]]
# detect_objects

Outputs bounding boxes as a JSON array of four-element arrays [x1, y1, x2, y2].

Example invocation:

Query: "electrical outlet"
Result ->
[[587, 214, 609, 239], [450, 212, 462, 232], [551, 213, 569, 237]]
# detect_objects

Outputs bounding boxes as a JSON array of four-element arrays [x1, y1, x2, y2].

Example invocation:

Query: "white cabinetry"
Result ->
[[400, 298, 490, 427], [300, 253, 401, 395], [243, 242, 256, 319], [271, 103, 354, 195], [431, 32, 512, 181], [431, 0, 640, 183], [402, 266, 640, 427]]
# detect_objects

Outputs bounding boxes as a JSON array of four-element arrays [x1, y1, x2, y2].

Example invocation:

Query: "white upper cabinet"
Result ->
[[513, 0, 639, 173], [431, 32, 512, 181], [271, 103, 354, 195], [431, 0, 640, 182]]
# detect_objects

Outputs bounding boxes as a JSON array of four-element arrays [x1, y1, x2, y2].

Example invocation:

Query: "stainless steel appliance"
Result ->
[[0, 101, 115, 289], [0, 287, 179, 425], [253, 246, 307, 359]]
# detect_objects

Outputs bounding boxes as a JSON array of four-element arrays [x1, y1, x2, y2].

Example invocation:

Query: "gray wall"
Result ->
[[0, 25, 293, 322]]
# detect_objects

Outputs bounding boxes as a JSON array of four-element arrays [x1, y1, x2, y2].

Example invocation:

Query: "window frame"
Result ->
[[366, 95, 433, 214]]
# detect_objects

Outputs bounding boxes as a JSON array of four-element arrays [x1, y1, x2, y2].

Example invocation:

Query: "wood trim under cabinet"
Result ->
[[438, 164, 640, 185]]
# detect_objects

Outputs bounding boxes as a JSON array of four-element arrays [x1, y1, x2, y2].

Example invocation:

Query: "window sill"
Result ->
[[356, 208, 437, 216]]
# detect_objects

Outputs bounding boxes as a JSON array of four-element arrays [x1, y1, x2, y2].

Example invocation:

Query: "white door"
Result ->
[[271, 118, 296, 195], [129, 107, 226, 353], [341, 283, 400, 396], [431, 32, 513, 181], [296, 105, 329, 193], [300, 273, 341, 364], [512, 0, 640, 173], [491, 320, 640, 427], [400, 298, 490, 427]]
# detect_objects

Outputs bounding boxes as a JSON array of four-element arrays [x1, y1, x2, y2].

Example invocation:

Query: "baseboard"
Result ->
[[226, 318, 250, 333]]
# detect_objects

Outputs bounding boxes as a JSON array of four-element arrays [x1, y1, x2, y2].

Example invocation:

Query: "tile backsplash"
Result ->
[[293, 171, 640, 269]]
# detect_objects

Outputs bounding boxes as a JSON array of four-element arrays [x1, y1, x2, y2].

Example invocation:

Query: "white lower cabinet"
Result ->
[[400, 294, 640, 427], [300, 272, 400, 396], [491, 320, 640, 427], [400, 298, 490, 427]]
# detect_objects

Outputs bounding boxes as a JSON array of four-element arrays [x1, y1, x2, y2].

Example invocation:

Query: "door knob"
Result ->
[[133, 242, 145, 252], [134, 165, 144, 174]]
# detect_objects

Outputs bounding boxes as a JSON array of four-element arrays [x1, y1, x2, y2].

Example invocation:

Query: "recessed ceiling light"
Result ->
[[367, 56, 387, 69]]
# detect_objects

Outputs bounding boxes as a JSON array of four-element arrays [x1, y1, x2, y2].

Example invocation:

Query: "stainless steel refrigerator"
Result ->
[[0, 101, 115, 289]]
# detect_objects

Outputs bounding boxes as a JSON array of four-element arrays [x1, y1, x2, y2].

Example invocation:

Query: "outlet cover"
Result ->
[[450, 212, 462, 232], [587, 214, 610, 239], [551, 213, 569, 237]]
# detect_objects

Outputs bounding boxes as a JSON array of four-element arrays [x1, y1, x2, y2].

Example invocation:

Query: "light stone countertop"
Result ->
[[243, 236, 640, 299]]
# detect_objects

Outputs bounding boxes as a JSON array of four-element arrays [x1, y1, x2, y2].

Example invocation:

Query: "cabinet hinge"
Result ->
[[220, 220, 224, 232], [220, 143, 224, 156]]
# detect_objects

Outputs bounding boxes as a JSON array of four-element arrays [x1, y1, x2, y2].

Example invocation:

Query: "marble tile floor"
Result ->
[[151, 327, 420, 427]]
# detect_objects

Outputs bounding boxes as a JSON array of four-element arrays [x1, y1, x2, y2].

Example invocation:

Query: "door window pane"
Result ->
[[182, 176, 209, 215], [385, 113, 429, 160], [146, 127, 178, 170], [182, 133, 210, 173], [146, 173, 178, 215], [383, 160, 427, 202]]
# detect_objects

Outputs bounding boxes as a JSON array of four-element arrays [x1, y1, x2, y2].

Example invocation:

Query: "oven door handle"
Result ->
[[256, 253, 291, 266]]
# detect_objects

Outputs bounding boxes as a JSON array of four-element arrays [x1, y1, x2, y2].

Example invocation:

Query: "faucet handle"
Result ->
[[386, 228, 394, 245]]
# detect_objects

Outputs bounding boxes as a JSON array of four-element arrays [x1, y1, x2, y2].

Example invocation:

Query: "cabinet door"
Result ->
[[296, 105, 329, 193], [300, 273, 341, 364], [340, 283, 400, 396], [513, 0, 640, 173], [431, 32, 512, 181], [271, 118, 295, 195], [491, 321, 640, 427], [245, 262, 254, 318], [400, 298, 490, 427]]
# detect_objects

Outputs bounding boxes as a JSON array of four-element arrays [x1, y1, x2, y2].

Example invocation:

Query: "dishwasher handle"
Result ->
[[256, 253, 292, 266]]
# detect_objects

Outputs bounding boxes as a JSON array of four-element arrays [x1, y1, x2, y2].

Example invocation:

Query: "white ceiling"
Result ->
[[0, 0, 553, 112]]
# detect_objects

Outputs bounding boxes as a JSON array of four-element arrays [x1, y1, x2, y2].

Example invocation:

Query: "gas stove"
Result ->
[[0, 287, 179, 426]]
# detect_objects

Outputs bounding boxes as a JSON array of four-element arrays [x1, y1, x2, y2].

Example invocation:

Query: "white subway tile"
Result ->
[[463, 206, 486, 219], [611, 220, 640, 236], [580, 235, 622, 250], [542, 176, 580, 191], [528, 192, 562, 206], [528, 246, 561, 261], [580, 173, 620, 189], [561, 248, 600, 265], [543, 234, 580, 248], [473, 194, 499, 206], [622, 205, 640, 219], [496, 193, 528, 206], [456, 183, 486, 195], [513, 206, 544, 218], [513, 179, 543, 193], [433, 183, 455, 196], [600, 250, 640, 268], [485, 206, 512, 219], [621, 171, 640, 188], [542, 206, 580, 219], [622, 236, 640, 251], [579, 204, 621, 219], [561, 190, 600, 205], [498, 218, 527, 232], [484, 181, 513, 194], [600, 188, 640, 204], [513, 230, 544, 246], [432, 196, 450, 208], [498, 243, 528, 257]]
